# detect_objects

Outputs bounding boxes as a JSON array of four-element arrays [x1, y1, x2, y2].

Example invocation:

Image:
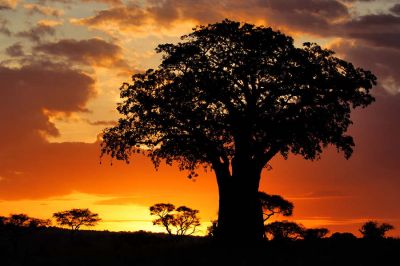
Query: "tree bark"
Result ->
[[215, 160, 264, 243]]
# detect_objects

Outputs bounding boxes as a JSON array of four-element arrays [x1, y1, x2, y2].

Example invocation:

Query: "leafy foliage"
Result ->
[[0, 214, 51, 229], [149, 203, 176, 235], [259, 192, 293, 222], [101, 19, 376, 178], [302, 228, 329, 240], [101, 19, 376, 241], [53, 208, 101, 231], [264, 221, 304, 240], [359, 221, 394, 239], [149, 203, 200, 236]]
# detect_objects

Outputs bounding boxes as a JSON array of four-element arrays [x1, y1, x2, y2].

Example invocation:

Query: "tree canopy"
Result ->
[[101, 19, 376, 177], [149, 203, 201, 236], [264, 221, 304, 240], [53, 208, 101, 231], [359, 221, 394, 240], [259, 192, 293, 222], [101, 19, 376, 241]]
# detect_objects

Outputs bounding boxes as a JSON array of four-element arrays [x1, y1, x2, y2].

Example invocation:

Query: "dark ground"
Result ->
[[1, 228, 399, 266]]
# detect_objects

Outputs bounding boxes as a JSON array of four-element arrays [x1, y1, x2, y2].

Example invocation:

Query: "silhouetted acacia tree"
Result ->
[[302, 228, 329, 240], [264, 221, 304, 240], [259, 192, 293, 222], [101, 19, 376, 242], [53, 208, 101, 231], [8, 214, 30, 227], [149, 203, 175, 236], [359, 221, 394, 240], [173, 206, 201, 236], [149, 203, 201, 236]]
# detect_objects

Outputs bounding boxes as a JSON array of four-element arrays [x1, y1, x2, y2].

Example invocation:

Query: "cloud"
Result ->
[[0, 0, 19, 10], [390, 3, 400, 15], [16, 23, 56, 42], [36, 0, 123, 6], [340, 14, 400, 49], [331, 39, 400, 94], [34, 38, 128, 68], [86, 120, 117, 126], [5, 42, 24, 56], [24, 3, 64, 17], [289, 190, 349, 200], [0, 17, 11, 36], [0, 60, 95, 147]]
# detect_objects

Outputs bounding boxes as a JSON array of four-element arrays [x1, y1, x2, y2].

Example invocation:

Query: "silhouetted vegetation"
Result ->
[[259, 192, 293, 222], [0, 213, 51, 230], [101, 19, 377, 242], [149, 203, 200, 236], [0, 226, 398, 266], [53, 208, 101, 231], [302, 228, 329, 240], [264, 221, 304, 240], [359, 221, 394, 240]]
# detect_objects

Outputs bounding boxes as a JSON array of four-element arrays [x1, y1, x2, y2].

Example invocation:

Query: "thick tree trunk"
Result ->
[[215, 161, 264, 243]]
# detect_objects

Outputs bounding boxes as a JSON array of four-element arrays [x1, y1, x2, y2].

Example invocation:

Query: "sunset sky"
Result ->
[[0, 0, 400, 236]]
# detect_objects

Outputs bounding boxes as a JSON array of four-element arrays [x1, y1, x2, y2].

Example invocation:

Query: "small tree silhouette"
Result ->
[[149, 203, 175, 236], [149, 203, 201, 236], [8, 214, 30, 227], [53, 208, 101, 231], [173, 206, 201, 236], [259, 192, 293, 222], [359, 221, 394, 240], [264, 221, 304, 241], [302, 228, 329, 240]]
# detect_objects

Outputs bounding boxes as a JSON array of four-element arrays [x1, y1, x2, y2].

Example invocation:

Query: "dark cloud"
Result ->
[[34, 38, 127, 67], [16, 24, 56, 42], [389, 3, 400, 15], [77, 5, 148, 31], [289, 190, 349, 200], [24, 3, 63, 17], [36, 0, 123, 6], [341, 14, 400, 49], [0, 0, 19, 10], [5, 43, 24, 56], [0, 18, 11, 36], [0, 60, 95, 148], [332, 40, 400, 94]]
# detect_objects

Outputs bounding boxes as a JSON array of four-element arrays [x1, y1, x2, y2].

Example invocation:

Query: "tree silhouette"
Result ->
[[101, 19, 376, 241], [53, 208, 101, 231], [302, 228, 329, 240], [359, 221, 394, 240], [149, 203, 175, 236], [149, 203, 201, 236], [8, 214, 30, 227], [259, 192, 293, 222], [173, 206, 201, 236], [27, 218, 51, 229], [264, 221, 304, 241]]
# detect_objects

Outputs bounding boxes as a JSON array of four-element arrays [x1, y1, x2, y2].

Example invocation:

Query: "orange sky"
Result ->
[[0, 0, 400, 237]]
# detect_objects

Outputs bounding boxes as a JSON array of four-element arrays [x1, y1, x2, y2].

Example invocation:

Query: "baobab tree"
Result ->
[[101, 20, 376, 242]]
